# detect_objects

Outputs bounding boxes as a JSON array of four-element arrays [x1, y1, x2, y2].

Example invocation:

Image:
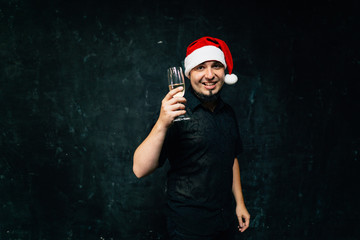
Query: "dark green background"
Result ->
[[1, 0, 359, 239]]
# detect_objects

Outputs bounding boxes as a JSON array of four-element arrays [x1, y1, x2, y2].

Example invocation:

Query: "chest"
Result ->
[[170, 108, 238, 156]]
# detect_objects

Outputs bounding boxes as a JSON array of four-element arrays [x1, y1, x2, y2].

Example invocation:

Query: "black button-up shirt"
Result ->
[[158, 86, 243, 236]]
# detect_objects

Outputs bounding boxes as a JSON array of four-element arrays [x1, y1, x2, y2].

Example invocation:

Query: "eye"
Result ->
[[194, 64, 205, 71], [212, 62, 224, 69]]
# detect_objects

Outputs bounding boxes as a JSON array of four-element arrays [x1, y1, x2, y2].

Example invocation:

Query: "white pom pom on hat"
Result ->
[[224, 73, 238, 85], [184, 36, 238, 85]]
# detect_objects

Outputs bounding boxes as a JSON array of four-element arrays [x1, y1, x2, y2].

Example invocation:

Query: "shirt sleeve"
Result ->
[[230, 107, 244, 158], [158, 135, 168, 168], [235, 127, 244, 158]]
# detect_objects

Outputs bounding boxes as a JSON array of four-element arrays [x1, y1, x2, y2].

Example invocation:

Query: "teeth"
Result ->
[[203, 82, 216, 86]]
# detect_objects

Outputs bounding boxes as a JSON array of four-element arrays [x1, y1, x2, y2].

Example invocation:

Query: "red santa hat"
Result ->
[[184, 36, 238, 85]]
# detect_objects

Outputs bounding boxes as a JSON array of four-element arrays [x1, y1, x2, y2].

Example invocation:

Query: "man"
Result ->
[[133, 36, 250, 239]]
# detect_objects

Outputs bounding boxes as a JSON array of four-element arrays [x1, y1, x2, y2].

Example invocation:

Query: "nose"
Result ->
[[205, 67, 214, 80]]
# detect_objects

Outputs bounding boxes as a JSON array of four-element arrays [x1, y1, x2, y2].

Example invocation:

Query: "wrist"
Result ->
[[155, 119, 170, 132], [236, 200, 246, 208]]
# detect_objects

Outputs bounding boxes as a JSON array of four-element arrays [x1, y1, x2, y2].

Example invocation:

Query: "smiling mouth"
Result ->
[[202, 82, 217, 86], [202, 82, 217, 90]]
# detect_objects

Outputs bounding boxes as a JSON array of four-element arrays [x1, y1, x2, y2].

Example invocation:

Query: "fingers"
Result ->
[[164, 86, 185, 100], [174, 109, 187, 118], [169, 103, 186, 111], [237, 216, 245, 230], [237, 215, 250, 233], [159, 103, 186, 126], [159, 88, 187, 127], [245, 215, 250, 229], [166, 96, 187, 105], [162, 95, 186, 111], [162, 87, 186, 112], [240, 220, 249, 232]]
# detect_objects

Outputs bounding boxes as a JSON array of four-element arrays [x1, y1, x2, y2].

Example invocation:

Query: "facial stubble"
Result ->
[[192, 87, 222, 103]]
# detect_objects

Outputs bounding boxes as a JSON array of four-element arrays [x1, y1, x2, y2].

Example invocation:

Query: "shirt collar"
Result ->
[[185, 85, 225, 112]]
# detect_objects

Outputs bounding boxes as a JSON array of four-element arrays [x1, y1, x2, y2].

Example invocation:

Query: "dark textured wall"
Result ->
[[1, 0, 359, 239]]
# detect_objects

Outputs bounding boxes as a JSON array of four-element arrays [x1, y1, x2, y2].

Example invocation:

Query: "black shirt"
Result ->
[[158, 86, 243, 236]]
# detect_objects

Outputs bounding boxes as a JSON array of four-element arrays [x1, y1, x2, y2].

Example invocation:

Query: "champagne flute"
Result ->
[[167, 66, 190, 121]]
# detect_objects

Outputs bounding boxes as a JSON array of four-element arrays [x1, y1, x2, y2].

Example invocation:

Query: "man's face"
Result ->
[[189, 61, 225, 101]]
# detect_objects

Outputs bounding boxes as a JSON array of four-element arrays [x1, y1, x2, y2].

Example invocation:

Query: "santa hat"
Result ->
[[184, 36, 238, 85]]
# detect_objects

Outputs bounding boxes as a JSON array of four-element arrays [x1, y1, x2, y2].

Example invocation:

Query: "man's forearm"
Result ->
[[232, 157, 251, 232], [133, 86, 186, 178], [232, 158, 245, 206], [133, 120, 168, 178]]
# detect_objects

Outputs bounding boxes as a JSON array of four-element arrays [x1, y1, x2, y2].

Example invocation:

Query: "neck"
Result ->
[[202, 101, 217, 112], [190, 87, 219, 112]]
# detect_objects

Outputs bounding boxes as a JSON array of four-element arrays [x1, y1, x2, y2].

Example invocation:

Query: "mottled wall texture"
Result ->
[[0, 0, 359, 239]]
